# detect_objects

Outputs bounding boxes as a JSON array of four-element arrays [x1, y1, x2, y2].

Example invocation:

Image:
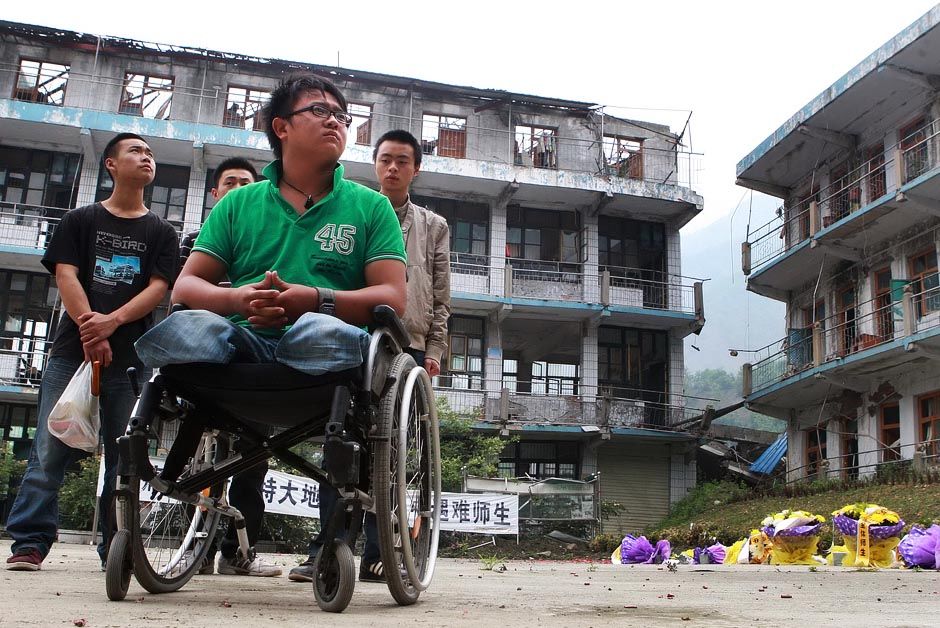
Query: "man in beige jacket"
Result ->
[[373, 129, 451, 375]]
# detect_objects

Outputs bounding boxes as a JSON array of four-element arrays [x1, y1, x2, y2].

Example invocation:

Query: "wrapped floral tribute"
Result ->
[[832, 504, 904, 568], [724, 529, 773, 565], [897, 524, 940, 570], [611, 535, 672, 565], [761, 509, 826, 565], [679, 543, 726, 564]]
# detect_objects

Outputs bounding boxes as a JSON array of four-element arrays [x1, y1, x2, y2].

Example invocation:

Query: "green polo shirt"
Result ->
[[193, 160, 406, 335]]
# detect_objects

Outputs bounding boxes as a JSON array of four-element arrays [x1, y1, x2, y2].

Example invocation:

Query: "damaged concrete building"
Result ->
[[738, 6, 940, 481], [0, 20, 705, 532]]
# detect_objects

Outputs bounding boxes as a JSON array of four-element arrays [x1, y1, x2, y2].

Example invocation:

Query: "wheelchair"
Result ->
[[104, 305, 442, 613]]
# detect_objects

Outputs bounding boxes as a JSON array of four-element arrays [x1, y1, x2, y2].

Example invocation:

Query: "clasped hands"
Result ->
[[78, 311, 118, 367], [237, 270, 315, 328]]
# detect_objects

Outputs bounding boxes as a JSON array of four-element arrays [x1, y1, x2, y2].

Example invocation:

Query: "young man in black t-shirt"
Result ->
[[5, 133, 179, 572]]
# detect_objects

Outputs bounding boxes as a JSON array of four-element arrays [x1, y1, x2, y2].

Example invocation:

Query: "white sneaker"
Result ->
[[217, 551, 282, 577]]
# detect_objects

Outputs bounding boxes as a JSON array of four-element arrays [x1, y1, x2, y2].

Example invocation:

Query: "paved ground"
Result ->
[[1, 540, 938, 627]]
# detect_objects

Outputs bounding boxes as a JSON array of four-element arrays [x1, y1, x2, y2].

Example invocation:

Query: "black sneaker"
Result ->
[[359, 560, 386, 583], [288, 557, 316, 583]]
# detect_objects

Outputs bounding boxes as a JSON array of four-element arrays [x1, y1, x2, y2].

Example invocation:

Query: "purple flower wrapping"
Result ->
[[897, 525, 940, 569], [767, 522, 823, 538], [621, 535, 655, 564], [833, 514, 905, 540], [649, 539, 672, 564], [693, 543, 725, 564]]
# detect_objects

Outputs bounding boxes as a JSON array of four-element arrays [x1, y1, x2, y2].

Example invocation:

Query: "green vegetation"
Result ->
[[438, 398, 510, 492], [59, 455, 100, 530]]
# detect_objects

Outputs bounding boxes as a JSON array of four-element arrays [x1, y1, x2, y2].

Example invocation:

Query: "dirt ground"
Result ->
[[1, 540, 938, 627]]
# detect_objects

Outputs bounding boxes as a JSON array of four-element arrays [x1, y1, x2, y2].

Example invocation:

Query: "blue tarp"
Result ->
[[750, 433, 787, 475]]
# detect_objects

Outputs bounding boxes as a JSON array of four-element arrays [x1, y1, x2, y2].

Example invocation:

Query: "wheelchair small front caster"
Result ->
[[105, 529, 134, 601], [312, 539, 355, 613]]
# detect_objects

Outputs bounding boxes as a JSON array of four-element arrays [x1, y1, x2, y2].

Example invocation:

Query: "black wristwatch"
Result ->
[[318, 287, 336, 316]]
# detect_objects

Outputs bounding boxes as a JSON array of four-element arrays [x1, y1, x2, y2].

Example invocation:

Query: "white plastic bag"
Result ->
[[47, 361, 100, 452]]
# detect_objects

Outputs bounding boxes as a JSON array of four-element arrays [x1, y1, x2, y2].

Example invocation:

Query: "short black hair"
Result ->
[[373, 129, 422, 168], [102, 133, 147, 181], [213, 157, 259, 187], [260, 75, 348, 159]]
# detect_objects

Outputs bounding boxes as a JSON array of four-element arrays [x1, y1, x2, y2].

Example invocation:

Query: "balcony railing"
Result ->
[[599, 264, 699, 312], [435, 381, 712, 430], [0, 63, 702, 191], [744, 277, 940, 394], [0, 202, 68, 251], [0, 338, 51, 388], [784, 438, 940, 483], [743, 118, 940, 274]]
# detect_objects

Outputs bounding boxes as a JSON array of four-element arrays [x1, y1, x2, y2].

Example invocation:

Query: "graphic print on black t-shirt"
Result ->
[[93, 229, 147, 291]]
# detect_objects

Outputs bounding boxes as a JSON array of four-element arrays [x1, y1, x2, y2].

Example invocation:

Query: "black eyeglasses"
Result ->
[[284, 103, 353, 127]]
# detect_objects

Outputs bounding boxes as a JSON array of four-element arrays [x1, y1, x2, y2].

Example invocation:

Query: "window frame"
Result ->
[[880, 402, 901, 462], [119, 72, 174, 119], [13, 58, 69, 106], [421, 113, 467, 158], [515, 124, 557, 169], [908, 248, 939, 317], [917, 392, 940, 459], [222, 85, 270, 131]]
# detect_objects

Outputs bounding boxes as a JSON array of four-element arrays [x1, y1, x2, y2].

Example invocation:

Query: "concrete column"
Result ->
[[183, 144, 207, 234], [884, 129, 900, 192], [75, 158, 100, 208], [581, 320, 598, 404], [670, 447, 695, 505], [826, 418, 843, 478], [489, 202, 507, 297], [786, 416, 803, 483], [856, 407, 879, 478], [582, 211, 599, 303], [484, 311, 504, 396]]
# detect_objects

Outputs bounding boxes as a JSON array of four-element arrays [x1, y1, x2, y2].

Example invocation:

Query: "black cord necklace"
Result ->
[[281, 178, 314, 209]]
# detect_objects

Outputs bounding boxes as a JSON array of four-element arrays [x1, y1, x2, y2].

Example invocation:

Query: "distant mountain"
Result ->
[[680, 213, 785, 374]]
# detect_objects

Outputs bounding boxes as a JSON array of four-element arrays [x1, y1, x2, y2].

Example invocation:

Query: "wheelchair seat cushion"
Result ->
[[160, 363, 359, 427]]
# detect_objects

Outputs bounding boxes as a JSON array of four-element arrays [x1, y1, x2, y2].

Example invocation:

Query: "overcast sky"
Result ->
[[5, 0, 938, 233]]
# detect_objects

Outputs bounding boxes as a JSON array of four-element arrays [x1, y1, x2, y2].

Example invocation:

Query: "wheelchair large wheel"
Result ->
[[105, 529, 133, 601], [128, 430, 229, 594], [373, 353, 442, 606], [313, 540, 356, 613]]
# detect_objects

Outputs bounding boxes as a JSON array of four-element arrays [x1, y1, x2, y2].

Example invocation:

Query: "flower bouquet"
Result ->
[[725, 529, 774, 564], [832, 504, 904, 568], [679, 542, 725, 565], [762, 509, 826, 565], [897, 524, 940, 570], [611, 534, 672, 565]]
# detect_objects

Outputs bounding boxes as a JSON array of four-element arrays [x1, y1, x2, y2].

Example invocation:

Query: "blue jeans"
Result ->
[[133, 310, 370, 376], [6, 357, 148, 562]]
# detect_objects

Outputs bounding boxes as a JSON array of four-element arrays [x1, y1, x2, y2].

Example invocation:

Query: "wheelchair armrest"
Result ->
[[169, 303, 190, 314], [371, 305, 410, 350]]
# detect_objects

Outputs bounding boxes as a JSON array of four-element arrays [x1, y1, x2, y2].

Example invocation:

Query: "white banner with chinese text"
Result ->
[[98, 460, 518, 533]]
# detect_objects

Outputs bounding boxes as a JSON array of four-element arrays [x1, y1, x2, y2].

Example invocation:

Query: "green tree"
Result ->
[[685, 368, 785, 432], [437, 397, 510, 491], [59, 455, 100, 530]]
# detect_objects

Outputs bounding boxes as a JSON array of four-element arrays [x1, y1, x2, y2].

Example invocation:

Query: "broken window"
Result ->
[[120, 73, 173, 119], [880, 403, 900, 462], [499, 441, 579, 479], [223, 86, 269, 131], [909, 248, 940, 317], [515, 125, 557, 169], [440, 315, 484, 390], [920, 394, 940, 459], [13, 59, 69, 106], [422, 114, 467, 158], [348, 103, 372, 146], [804, 428, 827, 479], [603, 135, 643, 179], [506, 206, 580, 272], [97, 164, 190, 229]]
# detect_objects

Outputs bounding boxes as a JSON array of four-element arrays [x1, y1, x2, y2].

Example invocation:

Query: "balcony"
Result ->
[[742, 119, 940, 300], [743, 277, 940, 409], [0, 339, 49, 401], [435, 382, 709, 432], [0, 202, 67, 271], [448, 252, 703, 331]]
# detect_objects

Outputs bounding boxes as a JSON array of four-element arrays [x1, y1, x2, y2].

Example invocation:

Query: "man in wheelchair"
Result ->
[[109, 75, 441, 611]]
